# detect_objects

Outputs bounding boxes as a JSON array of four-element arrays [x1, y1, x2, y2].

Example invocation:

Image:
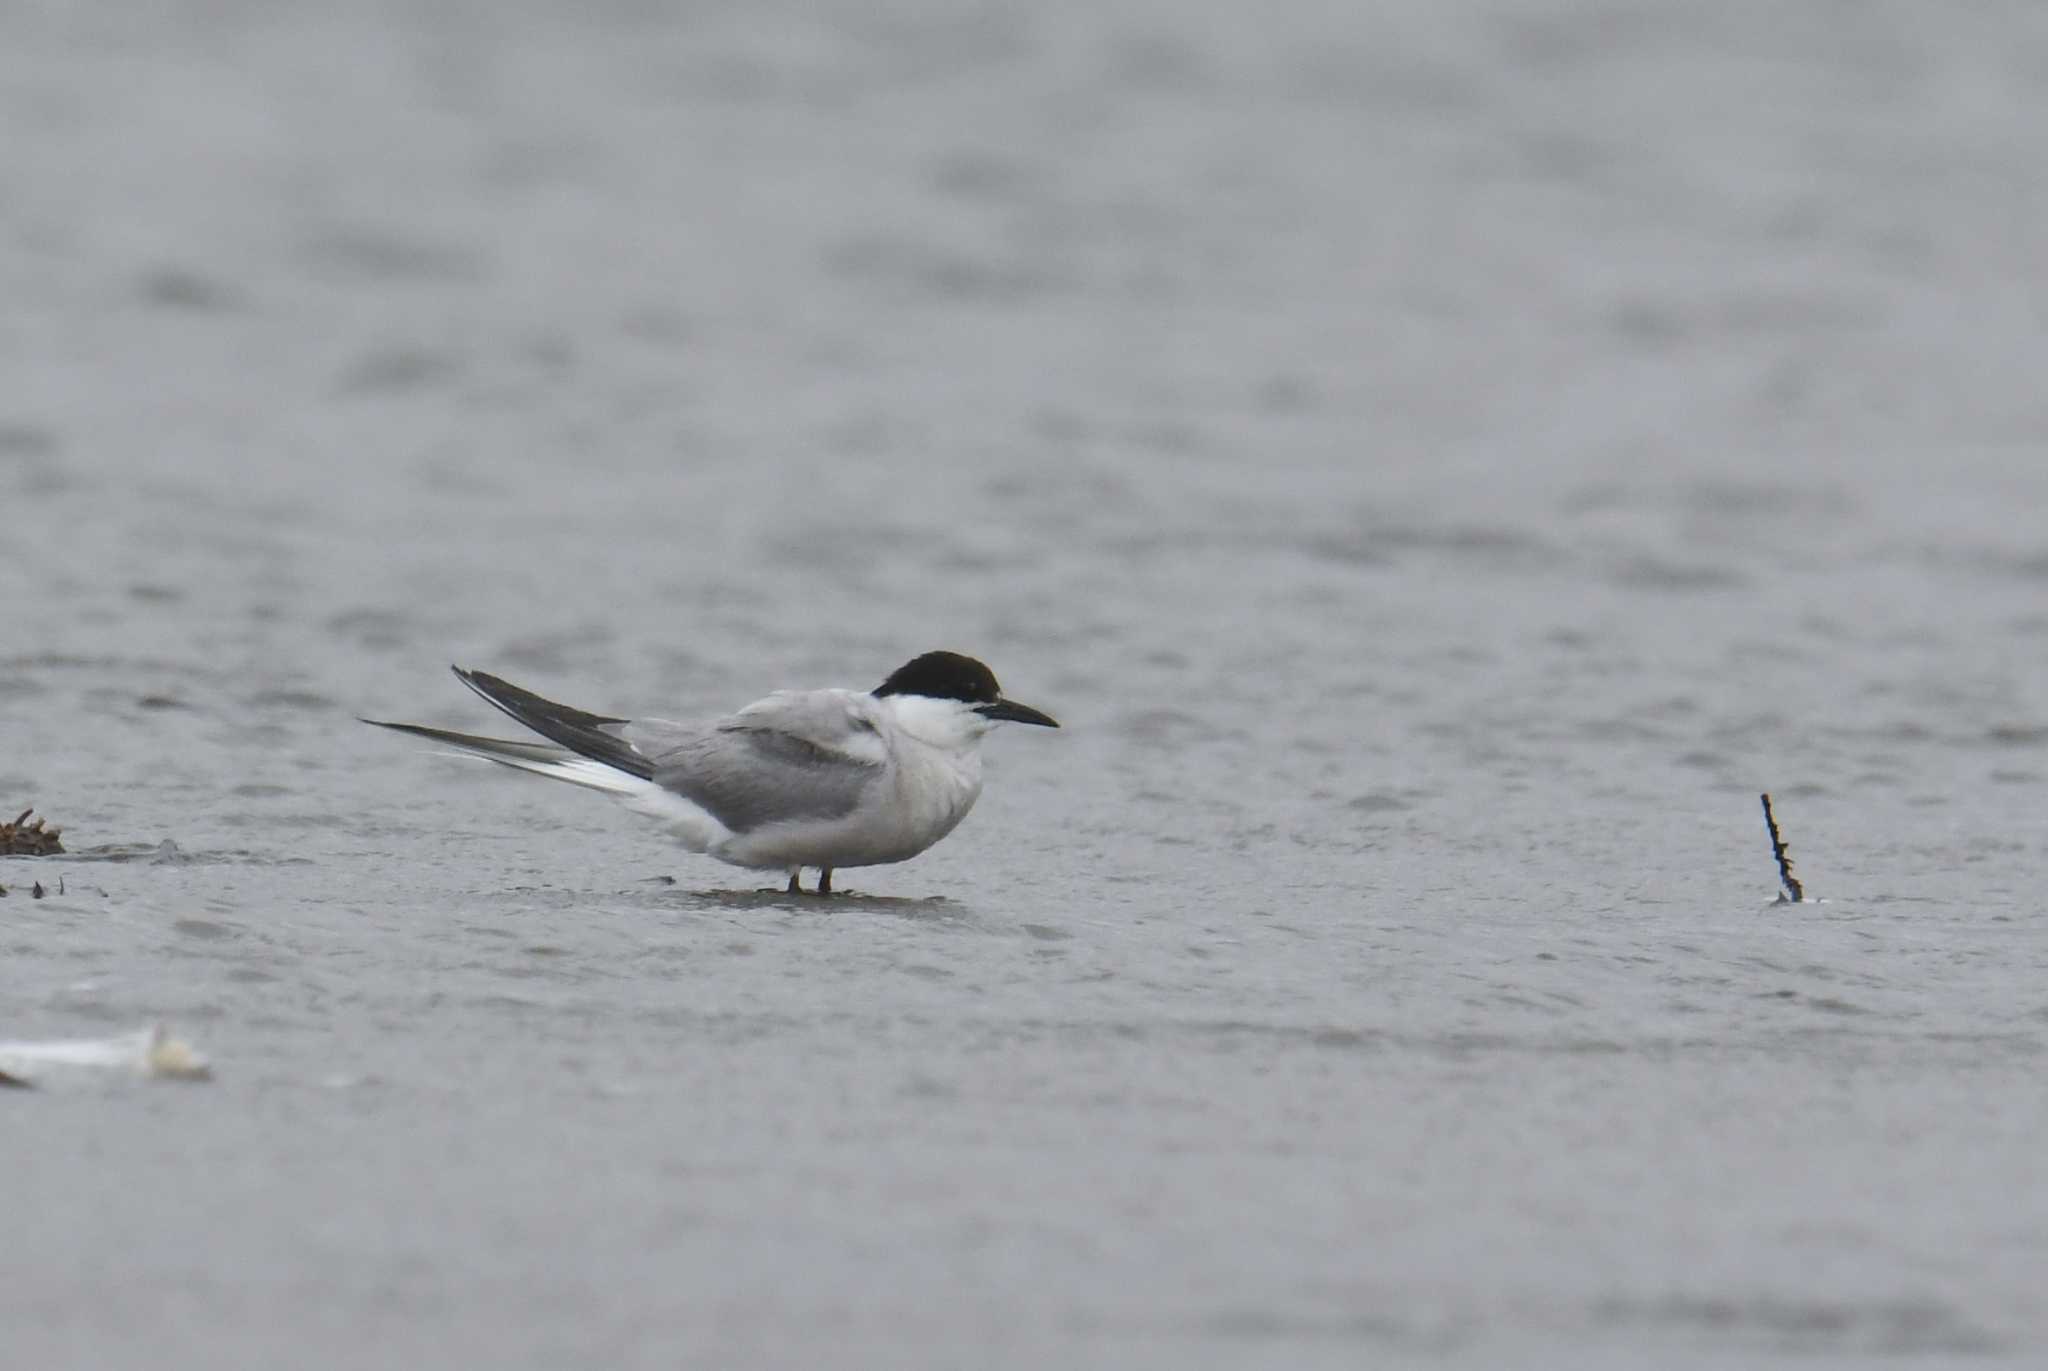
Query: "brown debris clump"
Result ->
[[1, 808, 64, 856]]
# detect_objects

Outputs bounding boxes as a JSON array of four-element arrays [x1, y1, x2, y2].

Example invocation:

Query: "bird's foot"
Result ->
[[818, 868, 833, 895]]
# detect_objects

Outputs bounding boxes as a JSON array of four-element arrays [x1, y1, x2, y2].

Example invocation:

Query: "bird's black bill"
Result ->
[[976, 698, 1059, 728]]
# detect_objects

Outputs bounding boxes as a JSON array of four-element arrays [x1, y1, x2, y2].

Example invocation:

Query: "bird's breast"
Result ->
[[883, 746, 983, 857]]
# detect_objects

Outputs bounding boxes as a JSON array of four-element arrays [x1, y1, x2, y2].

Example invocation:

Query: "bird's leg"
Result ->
[[786, 872, 801, 895], [818, 868, 833, 895]]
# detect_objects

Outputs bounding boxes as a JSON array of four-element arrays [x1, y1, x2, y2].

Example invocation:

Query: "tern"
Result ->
[[363, 651, 1058, 893]]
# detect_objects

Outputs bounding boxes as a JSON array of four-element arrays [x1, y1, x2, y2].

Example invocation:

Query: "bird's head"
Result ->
[[873, 650, 1059, 747]]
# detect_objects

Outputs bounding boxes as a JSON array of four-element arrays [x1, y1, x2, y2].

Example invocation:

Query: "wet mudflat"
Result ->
[[5, 2, 2048, 1366]]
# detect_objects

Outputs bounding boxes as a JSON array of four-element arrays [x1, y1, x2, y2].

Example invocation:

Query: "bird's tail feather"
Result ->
[[359, 719, 648, 795]]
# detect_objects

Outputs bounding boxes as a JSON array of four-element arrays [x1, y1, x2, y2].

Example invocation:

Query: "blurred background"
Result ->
[[5, 2, 2047, 1366]]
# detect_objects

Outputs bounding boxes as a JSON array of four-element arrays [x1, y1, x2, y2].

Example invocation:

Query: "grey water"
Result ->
[[5, 2, 2047, 1365]]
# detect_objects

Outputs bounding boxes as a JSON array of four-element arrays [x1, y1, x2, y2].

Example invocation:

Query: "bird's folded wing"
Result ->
[[628, 693, 887, 835]]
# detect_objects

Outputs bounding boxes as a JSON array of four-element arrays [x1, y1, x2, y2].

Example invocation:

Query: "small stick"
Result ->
[[1760, 792, 1803, 903]]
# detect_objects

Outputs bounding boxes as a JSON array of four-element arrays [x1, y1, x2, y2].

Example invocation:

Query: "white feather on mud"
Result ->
[[0, 1025, 212, 1087]]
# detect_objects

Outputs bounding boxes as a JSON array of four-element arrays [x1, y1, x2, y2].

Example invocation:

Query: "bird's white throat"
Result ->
[[879, 692, 992, 752]]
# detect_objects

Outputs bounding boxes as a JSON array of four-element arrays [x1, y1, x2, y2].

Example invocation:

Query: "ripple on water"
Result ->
[[172, 918, 240, 941], [244, 689, 337, 712], [1607, 554, 1748, 593], [493, 627, 619, 675], [335, 345, 462, 397], [301, 225, 487, 283], [1111, 708, 1222, 746], [136, 264, 242, 313], [325, 607, 415, 650], [1302, 519, 1565, 573], [1589, 1292, 2002, 1356], [822, 232, 1071, 303], [0, 423, 69, 495]]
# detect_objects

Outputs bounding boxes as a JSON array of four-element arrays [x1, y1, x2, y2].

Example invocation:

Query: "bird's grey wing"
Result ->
[[625, 697, 886, 835]]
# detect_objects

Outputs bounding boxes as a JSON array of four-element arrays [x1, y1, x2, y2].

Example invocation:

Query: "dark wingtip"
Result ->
[[360, 716, 436, 738], [450, 665, 507, 709], [436, 665, 652, 779], [454, 666, 522, 701]]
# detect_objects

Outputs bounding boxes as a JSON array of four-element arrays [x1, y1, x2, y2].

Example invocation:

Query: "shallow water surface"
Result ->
[[5, 2, 2048, 1366]]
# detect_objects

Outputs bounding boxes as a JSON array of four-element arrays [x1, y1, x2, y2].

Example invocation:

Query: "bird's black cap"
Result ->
[[873, 650, 1002, 704]]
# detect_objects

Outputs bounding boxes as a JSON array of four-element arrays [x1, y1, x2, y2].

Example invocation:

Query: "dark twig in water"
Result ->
[[1760, 792, 1804, 904], [1, 807, 64, 856]]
